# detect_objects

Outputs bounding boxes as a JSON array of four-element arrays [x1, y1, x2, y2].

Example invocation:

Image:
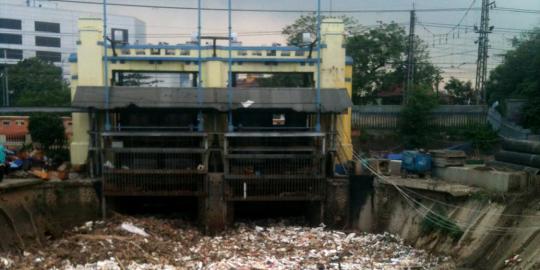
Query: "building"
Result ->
[[70, 17, 353, 231], [0, 2, 146, 77], [0, 115, 72, 148]]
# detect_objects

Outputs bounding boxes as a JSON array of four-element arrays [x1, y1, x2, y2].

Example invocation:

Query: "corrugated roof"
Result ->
[[72, 86, 352, 113]]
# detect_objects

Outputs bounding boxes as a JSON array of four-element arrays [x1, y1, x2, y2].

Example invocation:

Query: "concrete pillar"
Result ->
[[320, 18, 352, 162], [70, 18, 104, 166], [203, 173, 228, 234], [324, 177, 350, 228]]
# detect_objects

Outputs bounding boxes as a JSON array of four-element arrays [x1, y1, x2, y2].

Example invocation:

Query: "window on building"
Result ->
[[111, 28, 128, 45], [35, 21, 60, 33], [15, 120, 25, 126], [0, 48, 23, 59], [35, 36, 61, 47], [0, 18, 21, 30], [0, 33, 22, 44], [266, 50, 277, 56], [2, 120, 10, 126], [36, 51, 62, 62]]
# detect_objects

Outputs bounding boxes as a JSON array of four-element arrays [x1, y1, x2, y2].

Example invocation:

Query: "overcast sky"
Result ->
[[3, 0, 540, 81]]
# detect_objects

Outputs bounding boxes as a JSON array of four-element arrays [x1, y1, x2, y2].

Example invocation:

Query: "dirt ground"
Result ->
[[0, 214, 455, 270]]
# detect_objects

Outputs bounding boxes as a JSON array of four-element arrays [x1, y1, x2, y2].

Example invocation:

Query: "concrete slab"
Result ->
[[0, 178, 99, 192], [433, 166, 527, 192], [377, 176, 480, 197], [0, 178, 43, 191]]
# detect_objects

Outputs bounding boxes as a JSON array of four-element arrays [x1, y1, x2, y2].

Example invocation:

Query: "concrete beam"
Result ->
[[377, 176, 480, 197], [433, 166, 527, 193]]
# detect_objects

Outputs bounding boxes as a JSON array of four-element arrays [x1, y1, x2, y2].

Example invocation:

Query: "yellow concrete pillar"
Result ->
[[70, 18, 104, 166], [320, 18, 352, 161]]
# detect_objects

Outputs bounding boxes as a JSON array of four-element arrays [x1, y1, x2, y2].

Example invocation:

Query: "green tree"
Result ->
[[8, 58, 70, 106], [486, 28, 540, 131], [282, 18, 441, 104], [399, 85, 438, 148], [28, 114, 66, 151], [444, 77, 474, 104], [282, 14, 358, 46]]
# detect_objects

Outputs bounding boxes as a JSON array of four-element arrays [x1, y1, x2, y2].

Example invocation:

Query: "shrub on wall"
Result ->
[[399, 85, 438, 148], [28, 114, 66, 152]]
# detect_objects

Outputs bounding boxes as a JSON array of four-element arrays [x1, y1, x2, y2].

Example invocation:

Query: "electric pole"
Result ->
[[405, 9, 416, 104], [474, 0, 495, 104], [2, 50, 9, 107]]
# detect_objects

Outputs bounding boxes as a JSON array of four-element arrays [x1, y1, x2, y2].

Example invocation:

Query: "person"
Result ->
[[0, 144, 5, 182]]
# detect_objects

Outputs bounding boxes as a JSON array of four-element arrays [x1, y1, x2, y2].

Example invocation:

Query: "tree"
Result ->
[[282, 14, 358, 46], [282, 18, 441, 104], [486, 28, 540, 131], [444, 77, 474, 104], [399, 85, 438, 148], [8, 58, 70, 106], [28, 114, 66, 151]]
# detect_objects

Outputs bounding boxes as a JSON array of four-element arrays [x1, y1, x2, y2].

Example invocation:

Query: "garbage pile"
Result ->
[[1, 215, 454, 269], [1, 145, 75, 182]]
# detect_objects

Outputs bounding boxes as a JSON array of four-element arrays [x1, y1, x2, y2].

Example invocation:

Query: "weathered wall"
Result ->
[[355, 181, 540, 269], [0, 180, 100, 252]]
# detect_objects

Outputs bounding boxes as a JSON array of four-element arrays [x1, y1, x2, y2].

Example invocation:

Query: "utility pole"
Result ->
[[405, 9, 416, 104], [474, 0, 495, 104], [2, 50, 9, 107]]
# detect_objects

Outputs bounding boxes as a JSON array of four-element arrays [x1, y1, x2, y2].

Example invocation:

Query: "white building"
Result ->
[[0, 2, 146, 77]]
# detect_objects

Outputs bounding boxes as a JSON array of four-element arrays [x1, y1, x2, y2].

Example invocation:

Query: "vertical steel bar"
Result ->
[[315, 0, 321, 132], [227, 0, 234, 132], [103, 0, 111, 130], [197, 0, 204, 131]]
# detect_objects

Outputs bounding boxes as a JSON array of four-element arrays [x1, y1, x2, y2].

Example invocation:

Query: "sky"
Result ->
[[2, 0, 540, 82]]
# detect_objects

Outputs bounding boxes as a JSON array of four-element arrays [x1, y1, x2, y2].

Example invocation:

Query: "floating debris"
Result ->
[[2, 215, 454, 269]]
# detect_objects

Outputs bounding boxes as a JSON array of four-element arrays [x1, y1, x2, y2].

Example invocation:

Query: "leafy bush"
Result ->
[[421, 206, 463, 241], [464, 124, 499, 153], [521, 97, 540, 133], [399, 85, 438, 148], [28, 114, 66, 152]]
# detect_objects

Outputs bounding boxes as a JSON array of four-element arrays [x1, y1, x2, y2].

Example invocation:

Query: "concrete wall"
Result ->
[[355, 182, 540, 269], [0, 180, 100, 251]]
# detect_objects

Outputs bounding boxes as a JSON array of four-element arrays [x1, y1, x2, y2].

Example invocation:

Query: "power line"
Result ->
[[444, 0, 478, 35], [44, 0, 480, 13], [494, 7, 540, 14], [46, 0, 540, 14]]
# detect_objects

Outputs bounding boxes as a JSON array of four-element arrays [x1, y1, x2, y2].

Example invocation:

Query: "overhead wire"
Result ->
[[45, 0, 540, 14], [333, 125, 540, 234]]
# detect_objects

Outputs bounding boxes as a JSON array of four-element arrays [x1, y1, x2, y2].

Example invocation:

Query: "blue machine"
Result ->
[[401, 151, 432, 178]]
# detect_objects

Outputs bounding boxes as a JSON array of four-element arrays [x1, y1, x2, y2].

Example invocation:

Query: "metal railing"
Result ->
[[99, 131, 209, 196], [487, 106, 534, 140], [352, 105, 487, 130], [225, 177, 326, 201], [223, 131, 327, 201]]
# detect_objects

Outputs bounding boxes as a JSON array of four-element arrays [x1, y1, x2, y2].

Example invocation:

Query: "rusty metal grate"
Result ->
[[104, 172, 206, 196], [225, 177, 326, 201], [227, 157, 322, 176]]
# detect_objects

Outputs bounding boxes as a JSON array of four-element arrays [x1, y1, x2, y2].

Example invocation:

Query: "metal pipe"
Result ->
[[197, 0, 204, 131], [103, 0, 111, 131], [315, 0, 321, 132], [227, 0, 233, 132], [3, 50, 9, 106]]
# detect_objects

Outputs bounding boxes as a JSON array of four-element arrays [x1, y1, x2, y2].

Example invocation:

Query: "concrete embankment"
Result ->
[[353, 177, 540, 269], [0, 179, 101, 252]]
